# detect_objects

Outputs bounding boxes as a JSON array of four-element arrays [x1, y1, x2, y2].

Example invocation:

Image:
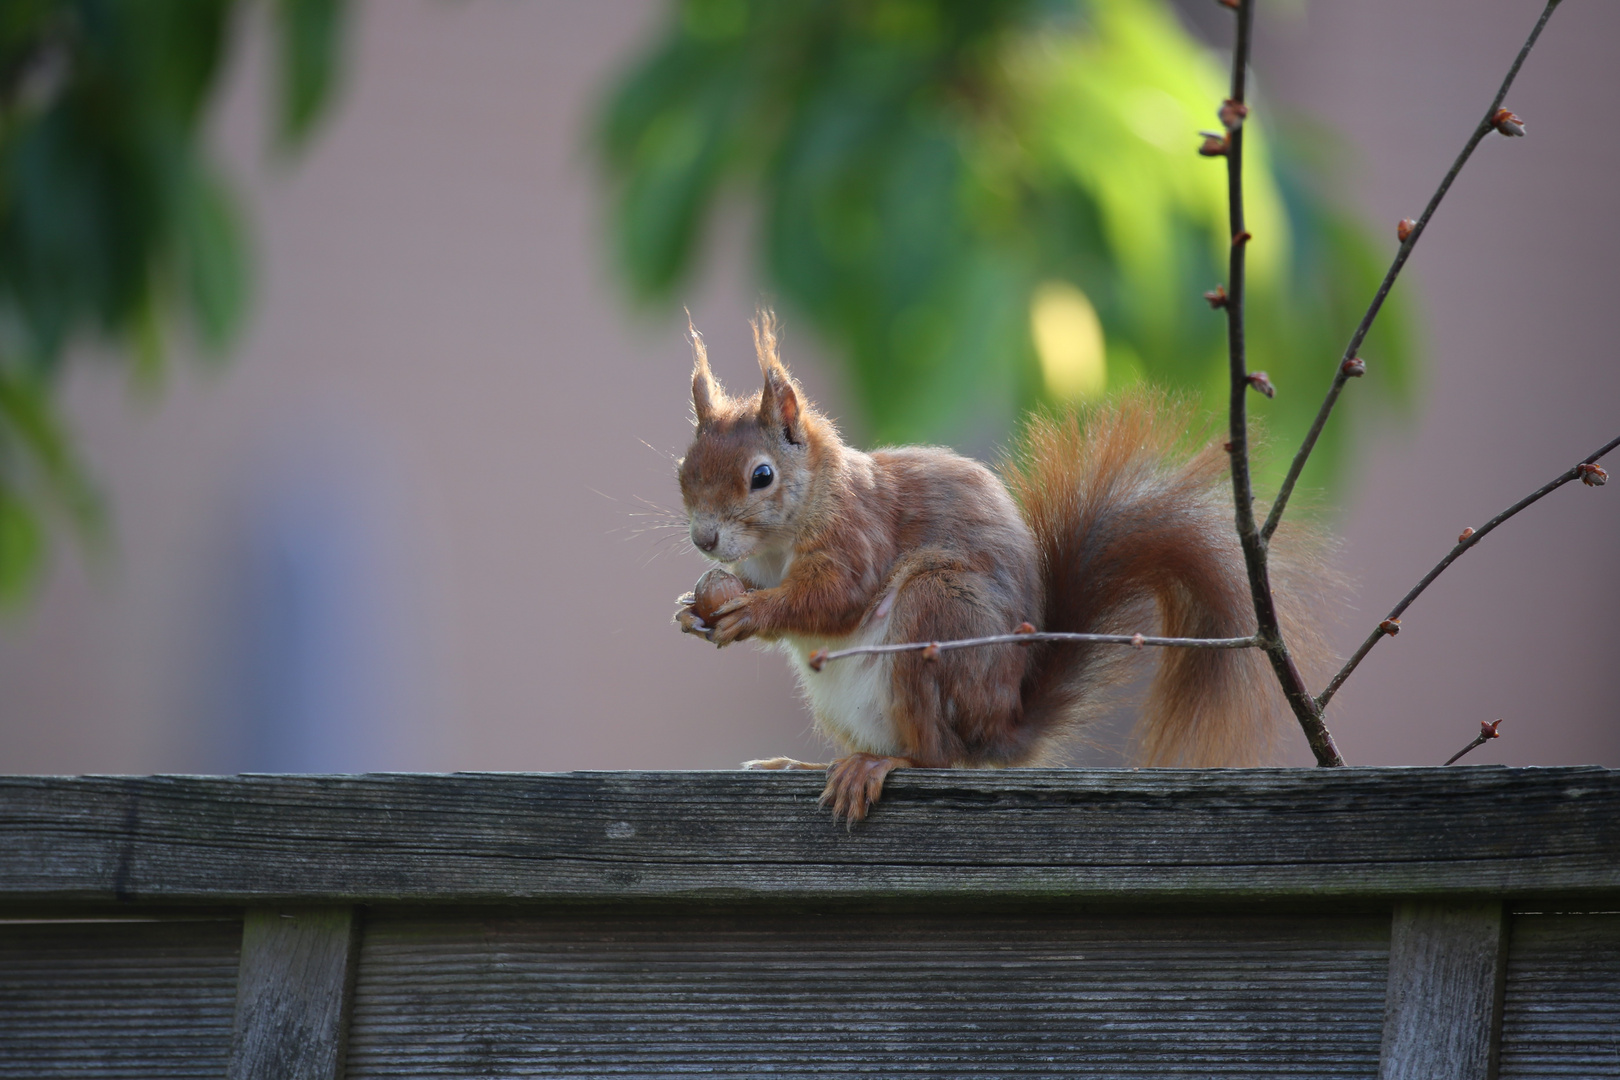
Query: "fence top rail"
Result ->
[[2, 767, 1616, 907]]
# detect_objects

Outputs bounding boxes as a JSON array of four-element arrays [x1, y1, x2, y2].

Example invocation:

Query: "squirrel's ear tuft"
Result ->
[[688, 310, 719, 428], [753, 308, 803, 444]]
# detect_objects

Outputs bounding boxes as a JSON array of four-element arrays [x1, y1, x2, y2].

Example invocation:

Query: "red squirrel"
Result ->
[[676, 312, 1318, 822]]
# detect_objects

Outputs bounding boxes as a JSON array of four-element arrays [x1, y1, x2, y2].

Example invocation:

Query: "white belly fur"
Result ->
[[778, 619, 897, 756], [734, 547, 899, 754]]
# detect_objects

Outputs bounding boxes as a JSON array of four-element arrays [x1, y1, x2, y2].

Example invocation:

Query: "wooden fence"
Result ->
[[1, 767, 1617, 1078]]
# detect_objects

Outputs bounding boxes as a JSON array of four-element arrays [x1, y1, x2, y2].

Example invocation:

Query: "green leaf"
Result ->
[[178, 159, 251, 355], [130, 281, 167, 389], [275, 0, 346, 149], [0, 366, 104, 541], [0, 488, 44, 607]]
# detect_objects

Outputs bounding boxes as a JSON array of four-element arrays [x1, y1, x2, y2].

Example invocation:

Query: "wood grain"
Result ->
[[1499, 912, 1620, 1079], [1, 768, 1617, 904], [0, 918, 240, 1078], [346, 912, 1390, 1078], [1379, 901, 1508, 1080], [228, 907, 360, 1080]]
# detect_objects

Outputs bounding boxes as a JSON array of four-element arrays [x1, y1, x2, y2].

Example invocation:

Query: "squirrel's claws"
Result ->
[[708, 594, 751, 619], [710, 615, 751, 646], [709, 594, 757, 646], [674, 605, 715, 642], [819, 754, 911, 825]]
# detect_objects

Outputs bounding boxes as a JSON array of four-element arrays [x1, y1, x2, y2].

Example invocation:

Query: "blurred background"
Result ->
[[0, 0, 1614, 775]]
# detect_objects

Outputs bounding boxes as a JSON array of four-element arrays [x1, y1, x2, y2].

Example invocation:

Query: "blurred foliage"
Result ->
[[599, 0, 1414, 489], [0, 0, 347, 603]]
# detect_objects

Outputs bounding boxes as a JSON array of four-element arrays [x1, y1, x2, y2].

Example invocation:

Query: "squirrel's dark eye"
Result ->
[[750, 463, 774, 490]]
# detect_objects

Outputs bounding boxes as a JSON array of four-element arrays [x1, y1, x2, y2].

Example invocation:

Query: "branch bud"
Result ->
[[1577, 462, 1608, 487], [1218, 99, 1249, 132], [1198, 131, 1229, 157], [808, 649, 828, 672], [1458, 526, 1475, 543], [1490, 108, 1526, 137], [1397, 218, 1416, 243], [1340, 357, 1366, 378], [921, 642, 941, 662], [1379, 618, 1402, 637], [1131, 633, 1146, 649], [1481, 718, 1503, 739], [1204, 285, 1228, 309], [1216, 0, 1240, 8], [1232, 230, 1252, 247], [1246, 371, 1276, 398], [1014, 621, 1037, 637]]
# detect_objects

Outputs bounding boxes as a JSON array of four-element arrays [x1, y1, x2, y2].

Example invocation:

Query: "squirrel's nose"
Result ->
[[692, 525, 719, 553]]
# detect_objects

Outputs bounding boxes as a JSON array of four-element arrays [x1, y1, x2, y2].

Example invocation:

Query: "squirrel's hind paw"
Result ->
[[818, 754, 912, 825], [742, 757, 829, 771]]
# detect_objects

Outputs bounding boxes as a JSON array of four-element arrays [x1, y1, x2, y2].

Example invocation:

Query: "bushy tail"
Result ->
[[1001, 392, 1325, 767]]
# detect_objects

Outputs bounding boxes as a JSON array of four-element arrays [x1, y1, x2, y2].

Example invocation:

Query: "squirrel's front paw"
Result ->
[[674, 602, 714, 642], [708, 593, 759, 646]]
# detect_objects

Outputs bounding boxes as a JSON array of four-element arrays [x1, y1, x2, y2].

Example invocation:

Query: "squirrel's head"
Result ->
[[678, 311, 825, 567]]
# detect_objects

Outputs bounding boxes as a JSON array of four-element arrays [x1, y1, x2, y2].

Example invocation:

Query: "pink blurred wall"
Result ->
[[0, 0, 1614, 774]]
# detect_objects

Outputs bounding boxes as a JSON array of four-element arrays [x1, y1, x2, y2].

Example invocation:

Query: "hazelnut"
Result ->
[[693, 568, 748, 623]]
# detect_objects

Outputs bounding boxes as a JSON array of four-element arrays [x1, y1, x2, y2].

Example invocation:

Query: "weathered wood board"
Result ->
[[1499, 912, 1620, 1079], [1, 767, 1617, 905], [0, 918, 240, 1079], [228, 906, 360, 1080], [346, 912, 1391, 1079], [1380, 901, 1508, 1080], [3, 769, 1619, 1077]]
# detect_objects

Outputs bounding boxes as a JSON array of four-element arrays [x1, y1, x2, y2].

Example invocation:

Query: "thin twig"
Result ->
[[1222, 4, 1255, 547], [1444, 719, 1503, 766], [1317, 433, 1618, 710], [1216, 0, 1345, 766], [810, 631, 1259, 671], [1261, 0, 1563, 543]]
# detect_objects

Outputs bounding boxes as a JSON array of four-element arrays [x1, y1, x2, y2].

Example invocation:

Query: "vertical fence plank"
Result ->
[[228, 906, 360, 1080], [1380, 900, 1508, 1080]]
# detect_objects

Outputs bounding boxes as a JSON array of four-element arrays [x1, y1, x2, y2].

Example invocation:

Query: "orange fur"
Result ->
[[678, 313, 1327, 819], [1003, 398, 1318, 767]]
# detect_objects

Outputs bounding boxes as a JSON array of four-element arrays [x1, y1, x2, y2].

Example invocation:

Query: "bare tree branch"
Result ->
[[1215, 0, 1346, 767], [1317, 433, 1618, 710], [809, 630, 1258, 671], [1444, 719, 1504, 766], [1260, 0, 1563, 543]]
